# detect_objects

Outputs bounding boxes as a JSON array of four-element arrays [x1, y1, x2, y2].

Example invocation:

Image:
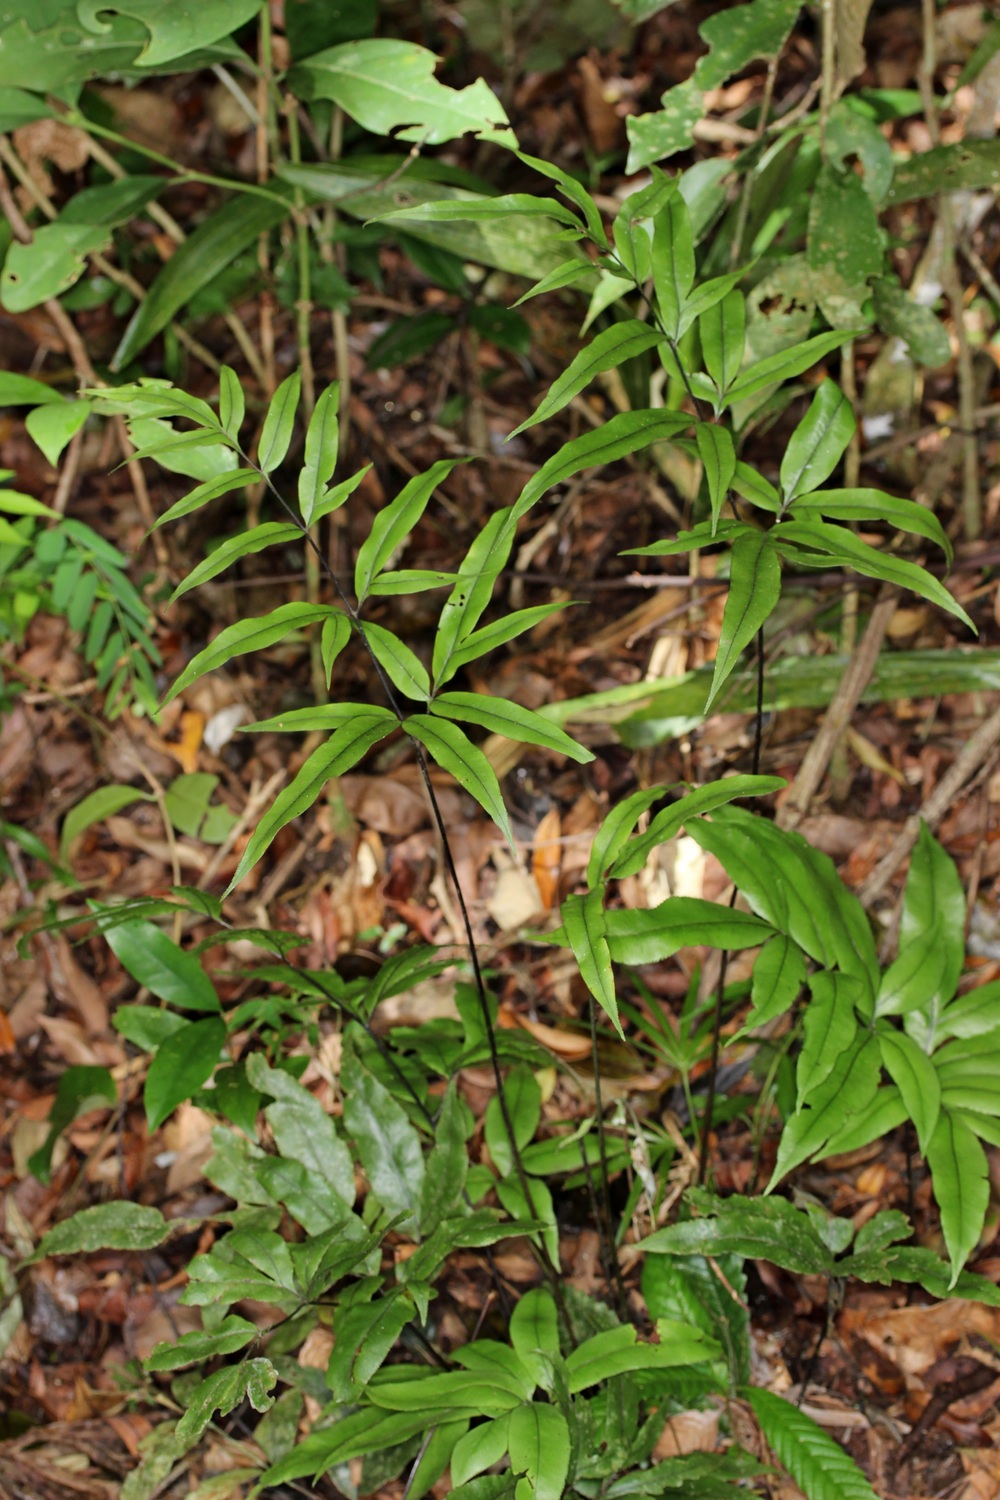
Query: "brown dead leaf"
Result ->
[[48, 934, 108, 1032], [532, 806, 562, 910], [499, 1003, 592, 1061], [654, 1407, 721, 1458]]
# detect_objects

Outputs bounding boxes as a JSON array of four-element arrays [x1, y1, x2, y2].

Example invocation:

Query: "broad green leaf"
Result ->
[[171, 523, 302, 600], [163, 604, 333, 705], [797, 971, 862, 1100], [878, 1029, 940, 1156], [289, 38, 514, 145], [818, 1086, 909, 1159], [844, 1240, 1000, 1305], [507, 1402, 570, 1500], [793, 488, 952, 563], [566, 1322, 716, 1393], [355, 459, 460, 602], [454, 1343, 537, 1399], [511, 408, 691, 519], [368, 1369, 521, 1416], [695, 422, 736, 535], [495, 1173, 559, 1266], [774, 518, 975, 631], [162, 774, 236, 843], [0, 489, 56, 518], [2, 223, 110, 312], [514, 149, 608, 246], [406, 714, 515, 853], [599, 898, 773, 964], [176, 1358, 276, 1445], [651, 192, 694, 339], [328, 1286, 420, 1401], [418, 1080, 468, 1236], [510, 321, 663, 437], [363, 620, 430, 701], [679, 267, 747, 340], [485, 1064, 541, 1177], [151, 469, 256, 531], [246, 1053, 355, 1206], [298, 381, 340, 527], [218, 365, 244, 439], [145, 1016, 226, 1130], [937, 982, 1000, 1043], [745, 935, 807, 1029], [321, 611, 352, 686], [608, 775, 785, 881], [31, 1202, 172, 1262], [808, 163, 882, 327], [926, 1109, 990, 1283], [642, 1252, 749, 1388], [509, 1288, 559, 1391], [145, 1315, 258, 1372], [61, 784, 153, 862], [562, 889, 620, 1036], [701, 289, 745, 396], [450, 1416, 512, 1488], [243, 703, 378, 733], [0, 373, 65, 406], [404, 1416, 469, 1500], [28, 1065, 117, 1185], [641, 1190, 833, 1274], [888, 140, 1000, 204], [25, 401, 91, 467], [113, 1007, 187, 1051], [747, 1389, 879, 1500], [724, 329, 859, 406], [127, 420, 238, 479], [258, 370, 301, 474], [901, 822, 966, 1021], [113, 193, 291, 369], [875, 920, 949, 1020], [779, 380, 856, 502], [342, 1033, 425, 1225], [103, 920, 220, 1012], [227, 712, 396, 890], [708, 531, 780, 707], [769, 1034, 882, 1185], [871, 276, 951, 368], [431, 691, 592, 762]]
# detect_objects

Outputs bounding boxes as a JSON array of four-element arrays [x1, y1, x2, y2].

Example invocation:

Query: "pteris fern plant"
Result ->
[[29, 161, 996, 1500]]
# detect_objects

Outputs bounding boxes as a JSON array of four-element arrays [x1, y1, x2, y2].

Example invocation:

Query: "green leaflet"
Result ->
[[779, 380, 856, 502], [708, 530, 780, 708], [113, 193, 291, 369], [298, 381, 340, 527], [701, 288, 746, 397], [797, 972, 862, 1101], [405, 713, 515, 853], [288, 38, 515, 146], [768, 1033, 882, 1185], [363, 621, 431, 701], [355, 459, 460, 602], [103, 920, 220, 1011], [226, 712, 397, 890], [724, 329, 859, 405], [926, 1109, 990, 1284], [745, 935, 807, 1030], [432, 508, 518, 686], [562, 889, 621, 1036], [341, 1033, 425, 1227], [484, 1064, 542, 1178], [600, 898, 774, 965], [145, 1016, 226, 1130], [162, 603, 334, 705], [176, 1358, 276, 1445], [431, 691, 592, 762], [507, 1402, 570, 1500], [642, 1191, 834, 1275], [651, 192, 694, 340], [695, 422, 736, 536], [878, 1029, 941, 1156], [509, 1288, 559, 1391], [417, 1080, 468, 1236], [171, 523, 302, 600], [608, 776, 785, 881], [246, 1053, 356, 1207], [792, 488, 952, 564], [747, 1388, 879, 1500], [29, 1202, 173, 1262], [258, 370, 302, 474], [1, 222, 110, 312], [511, 321, 664, 436], [450, 1416, 512, 1489], [144, 1315, 258, 1372], [774, 518, 975, 631], [150, 469, 256, 531], [511, 408, 691, 519]]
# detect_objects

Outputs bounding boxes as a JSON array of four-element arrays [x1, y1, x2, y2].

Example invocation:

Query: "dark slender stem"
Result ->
[[588, 995, 630, 1320], [697, 628, 766, 1184]]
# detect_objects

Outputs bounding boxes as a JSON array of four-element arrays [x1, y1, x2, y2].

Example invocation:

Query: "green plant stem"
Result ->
[[697, 628, 766, 1184], [588, 993, 630, 1321]]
